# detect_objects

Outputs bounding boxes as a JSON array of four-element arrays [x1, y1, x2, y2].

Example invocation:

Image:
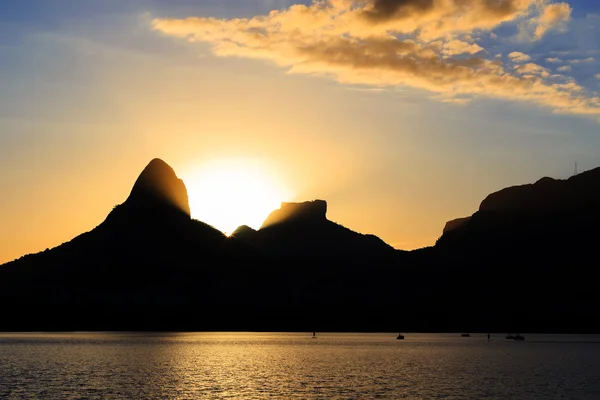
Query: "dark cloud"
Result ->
[[473, 0, 520, 17], [363, 0, 521, 23], [363, 0, 434, 21]]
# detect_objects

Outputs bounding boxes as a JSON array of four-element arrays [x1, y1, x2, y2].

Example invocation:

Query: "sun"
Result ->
[[182, 158, 292, 235]]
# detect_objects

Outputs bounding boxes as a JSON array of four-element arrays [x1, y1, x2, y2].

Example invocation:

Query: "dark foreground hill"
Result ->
[[0, 159, 412, 331], [1, 159, 600, 332], [430, 169, 600, 333]]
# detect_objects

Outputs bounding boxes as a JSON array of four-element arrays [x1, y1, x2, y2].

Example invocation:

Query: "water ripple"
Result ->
[[0, 333, 599, 399]]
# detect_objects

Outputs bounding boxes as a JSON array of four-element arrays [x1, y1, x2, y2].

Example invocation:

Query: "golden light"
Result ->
[[183, 158, 292, 235]]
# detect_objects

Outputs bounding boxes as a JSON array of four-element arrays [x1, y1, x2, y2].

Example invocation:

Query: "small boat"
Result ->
[[461, 333, 471, 337], [396, 333, 405, 340]]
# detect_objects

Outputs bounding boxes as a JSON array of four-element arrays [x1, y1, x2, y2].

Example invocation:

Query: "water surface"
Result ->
[[1, 332, 599, 399]]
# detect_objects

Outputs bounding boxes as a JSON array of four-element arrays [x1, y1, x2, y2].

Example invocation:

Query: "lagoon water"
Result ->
[[1, 332, 599, 399]]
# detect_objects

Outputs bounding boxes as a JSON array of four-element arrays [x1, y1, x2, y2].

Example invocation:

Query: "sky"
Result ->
[[1, 0, 600, 263]]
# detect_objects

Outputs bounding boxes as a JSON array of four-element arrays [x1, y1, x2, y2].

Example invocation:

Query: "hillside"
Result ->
[[2, 160, 600, 332]]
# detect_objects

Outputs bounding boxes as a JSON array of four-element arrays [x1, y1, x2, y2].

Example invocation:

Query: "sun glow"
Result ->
[[183, 159, 292, 235]]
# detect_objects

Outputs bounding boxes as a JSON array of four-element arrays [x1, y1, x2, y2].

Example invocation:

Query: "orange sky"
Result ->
[[1, 1, 600, 264]]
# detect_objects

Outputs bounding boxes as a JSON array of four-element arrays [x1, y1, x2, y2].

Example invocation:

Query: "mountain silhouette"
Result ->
[[1, 159, 600, 332], [437, 168, 600, 252], [430, 168, 600, 332], [231, 200, 403, 262], [127, 158, 191, 216], [0, 159, 271, 330]]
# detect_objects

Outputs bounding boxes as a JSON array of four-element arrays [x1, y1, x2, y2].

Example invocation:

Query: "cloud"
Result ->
[[557, 65, 572, 72], [509, 51, 531, 63], [439, 96, 472, 105], [151, 0, 600, 119], [443, 40, 485, 56], [359, 0, 538, 38], [534, 2, 572, 39], [546, 57, 561, 63], [515, 62, 550, 78], [596, 74, 600, 80], [569, 57, 595, 64]]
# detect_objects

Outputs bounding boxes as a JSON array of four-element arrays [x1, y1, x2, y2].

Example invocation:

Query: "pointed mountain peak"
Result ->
[[261, 200, 327, 229], [125, 158, 191, 217]]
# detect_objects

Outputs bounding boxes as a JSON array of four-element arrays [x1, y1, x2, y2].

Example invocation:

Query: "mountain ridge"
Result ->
[[230, 199, 401, 262], [2, 159, 600, 332]]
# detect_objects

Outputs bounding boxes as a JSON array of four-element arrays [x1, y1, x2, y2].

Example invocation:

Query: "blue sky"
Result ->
[[1, 0, 600, 262]]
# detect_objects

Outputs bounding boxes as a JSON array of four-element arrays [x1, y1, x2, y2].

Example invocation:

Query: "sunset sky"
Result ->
[[2, 0, 600, 263]]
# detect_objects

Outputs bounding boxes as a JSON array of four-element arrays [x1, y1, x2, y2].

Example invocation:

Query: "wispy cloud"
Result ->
[[151, 0, 600, 119], [558, 65, 572, 72], [569, 57, 595, 64]]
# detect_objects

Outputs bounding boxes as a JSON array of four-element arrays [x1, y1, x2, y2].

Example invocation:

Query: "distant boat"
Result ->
[[396, 333, 404, 340], [461, 333, 471, 337]]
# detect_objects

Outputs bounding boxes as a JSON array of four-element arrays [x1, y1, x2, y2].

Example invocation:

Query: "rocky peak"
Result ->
[[261, 200, 327, 228], [442, 216, 471, 234], [125, 158, 191, 216]]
